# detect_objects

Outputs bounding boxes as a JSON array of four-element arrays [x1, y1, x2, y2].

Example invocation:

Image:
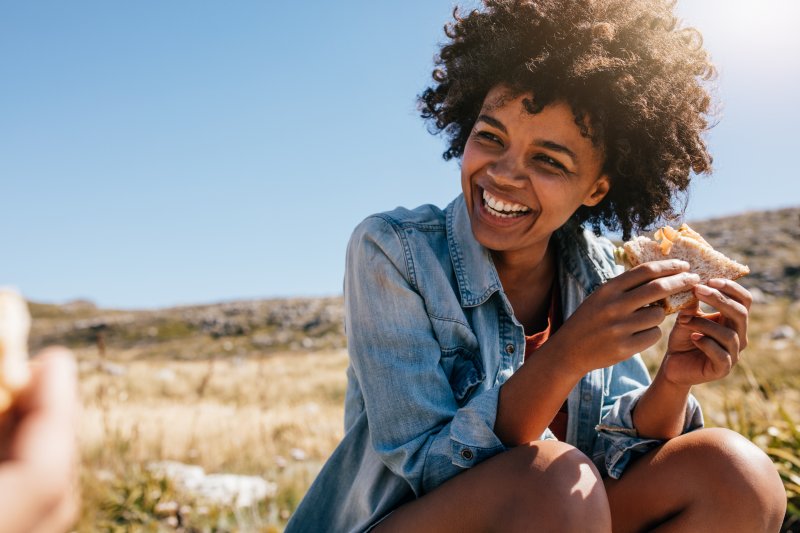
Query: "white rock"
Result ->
[[770, 340, 789, 351], [155, 368, 176, 382], [290, 448, 307, 461], [147, 460, 276, 508], [748, 287, 768, 304], [149, 461, 205, 488], [771, 325, 796, 340], [198, 473, 277, 507], [100, 361, 127, 376]]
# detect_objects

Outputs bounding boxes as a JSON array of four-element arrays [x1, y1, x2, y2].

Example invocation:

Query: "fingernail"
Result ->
[[678, 314, 692, 323], [708, 278, 725, 288], [695, 284, 712, 295], [675, 260, 690, 269], [691, 332, 704, 341]]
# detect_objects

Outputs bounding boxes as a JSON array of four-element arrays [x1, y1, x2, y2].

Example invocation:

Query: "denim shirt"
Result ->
[[286, 195, 703, 533]]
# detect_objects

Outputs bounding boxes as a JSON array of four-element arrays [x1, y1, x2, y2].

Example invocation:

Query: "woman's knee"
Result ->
[[501, 441, 611, 532], [674, 428, 786, 529]]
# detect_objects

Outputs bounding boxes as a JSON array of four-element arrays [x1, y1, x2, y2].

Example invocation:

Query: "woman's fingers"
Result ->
[[631, 271, 700, 311], [694, 282, 749, 350], [615, 260, 691, 292], [689, 332, 734, 377], [680, 316, 740, 365], [708, 278, 753, 309], [628, 326, 664, 355], [632, 305, 668, 331], [605, 260, 701, 314]]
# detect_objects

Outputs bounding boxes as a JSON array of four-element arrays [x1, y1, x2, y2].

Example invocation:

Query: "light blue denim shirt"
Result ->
[[286, 195, 703, 533]]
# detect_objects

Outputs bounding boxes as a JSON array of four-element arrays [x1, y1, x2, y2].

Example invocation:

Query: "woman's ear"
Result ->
[[582, 174, 610, 207]]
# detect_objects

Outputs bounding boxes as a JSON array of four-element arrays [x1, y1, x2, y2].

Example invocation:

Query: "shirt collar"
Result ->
[[445, 194, 613, 308], [446, 195, 503, 307]]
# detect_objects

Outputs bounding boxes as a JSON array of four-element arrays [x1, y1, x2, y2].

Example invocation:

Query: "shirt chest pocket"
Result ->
[[431, 317, 485, 405]]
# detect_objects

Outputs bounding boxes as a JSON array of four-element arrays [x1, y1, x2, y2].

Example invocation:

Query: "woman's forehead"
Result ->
[[479, 85, 600, 142]]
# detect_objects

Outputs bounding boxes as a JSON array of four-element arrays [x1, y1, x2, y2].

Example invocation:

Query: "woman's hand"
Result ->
[[0, 347, 80, 533], [661, 278, 752, 387], [552, 259, 700, 377]]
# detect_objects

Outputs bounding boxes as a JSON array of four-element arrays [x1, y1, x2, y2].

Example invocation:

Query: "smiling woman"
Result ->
[[284, 1, 787, 532], [461, 91, 609, 263]]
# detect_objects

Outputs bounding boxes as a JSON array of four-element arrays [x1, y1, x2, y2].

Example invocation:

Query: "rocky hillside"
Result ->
[[29, 297, 346, 359], [28, 206, 799, 360], [690, 207, 800, 301]]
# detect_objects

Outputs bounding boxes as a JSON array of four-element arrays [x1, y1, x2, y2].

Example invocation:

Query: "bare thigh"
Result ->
[[375, 440, 611, 533]]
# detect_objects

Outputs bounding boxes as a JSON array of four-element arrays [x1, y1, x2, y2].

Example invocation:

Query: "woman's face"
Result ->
[[460, 86, 610, 257]]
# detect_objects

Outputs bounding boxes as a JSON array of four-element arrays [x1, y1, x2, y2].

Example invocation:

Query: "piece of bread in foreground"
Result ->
[[619, 224, 750, 314], [0, 288, 31, 413]]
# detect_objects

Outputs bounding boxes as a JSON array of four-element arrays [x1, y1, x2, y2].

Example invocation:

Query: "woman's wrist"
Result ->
[[495, 341, 583, 445], [633, 370, 691, 440], [540, 335, 593, 381], [651, 366, 693, 397]]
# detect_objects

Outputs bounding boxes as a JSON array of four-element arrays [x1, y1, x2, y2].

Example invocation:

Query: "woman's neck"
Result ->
[[492, 240, 557, 333]]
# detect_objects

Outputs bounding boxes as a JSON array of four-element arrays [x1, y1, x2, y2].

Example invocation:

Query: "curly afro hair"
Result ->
[[419, 0, 716, 239]]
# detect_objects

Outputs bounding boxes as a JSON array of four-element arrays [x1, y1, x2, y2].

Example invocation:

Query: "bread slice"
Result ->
[[0, 288, 31, 413], [620, 224, 750, 314]]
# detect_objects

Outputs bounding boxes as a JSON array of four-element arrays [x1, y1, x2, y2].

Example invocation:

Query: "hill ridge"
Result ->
[[28, 206, 800, 358]]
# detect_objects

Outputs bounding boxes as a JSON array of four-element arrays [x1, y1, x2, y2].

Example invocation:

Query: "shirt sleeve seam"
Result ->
[[368, 214, 419, 292]]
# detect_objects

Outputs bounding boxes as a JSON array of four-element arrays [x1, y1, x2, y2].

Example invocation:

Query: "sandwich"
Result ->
[[0, 288, 31, 413], [615, 224, 750, 314]]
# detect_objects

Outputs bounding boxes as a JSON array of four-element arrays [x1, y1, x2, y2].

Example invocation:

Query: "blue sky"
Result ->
[[2, 1, 798, 309]]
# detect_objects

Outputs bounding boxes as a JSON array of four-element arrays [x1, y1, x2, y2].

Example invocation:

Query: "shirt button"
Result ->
[[583, 393, 592, 402], [505, 344, 515, 355], [460, 449, 474, 461]]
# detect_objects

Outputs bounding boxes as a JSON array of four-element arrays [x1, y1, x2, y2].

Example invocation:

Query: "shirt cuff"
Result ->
[[449, 386, 507, 468], [596, 387, 704, 479]]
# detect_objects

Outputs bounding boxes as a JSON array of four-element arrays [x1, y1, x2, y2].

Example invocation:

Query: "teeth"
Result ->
[[482, 190, 530, 217]]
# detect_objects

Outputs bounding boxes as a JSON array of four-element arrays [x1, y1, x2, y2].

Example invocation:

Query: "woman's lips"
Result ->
[[481, 188, 531, 217], [475, 187, 534, 226]]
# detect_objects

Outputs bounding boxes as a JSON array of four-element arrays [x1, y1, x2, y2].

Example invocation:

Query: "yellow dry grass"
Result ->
[[78, 350, 350, 530], [76, 299, 800, 531]]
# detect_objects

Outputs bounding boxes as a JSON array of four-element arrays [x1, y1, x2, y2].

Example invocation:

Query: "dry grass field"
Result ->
[[72, 298, 800, 532], [77, 350, 349, 531]]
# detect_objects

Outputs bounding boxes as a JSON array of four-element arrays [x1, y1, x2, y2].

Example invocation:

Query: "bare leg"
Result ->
[[604, 428, 786, 533], [375, 440, 611, 533]]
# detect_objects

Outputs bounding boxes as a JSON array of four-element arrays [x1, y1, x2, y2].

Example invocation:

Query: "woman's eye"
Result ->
[[534, 154, 567, 172], [475, 131, 502, 145]]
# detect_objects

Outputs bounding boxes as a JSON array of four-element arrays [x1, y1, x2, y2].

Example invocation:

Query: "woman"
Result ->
[[286, 1, 787, 531]]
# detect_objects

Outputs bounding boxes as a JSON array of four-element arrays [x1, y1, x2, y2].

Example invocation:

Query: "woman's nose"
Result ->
[[487, 153, 526, 187]]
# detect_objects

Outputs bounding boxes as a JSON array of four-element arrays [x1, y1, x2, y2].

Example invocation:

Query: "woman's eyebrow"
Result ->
[[475, 114, 507, 133], [534, 140, 578, 163]]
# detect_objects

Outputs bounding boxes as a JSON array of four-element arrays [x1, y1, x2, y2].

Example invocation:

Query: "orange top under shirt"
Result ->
[[523, 280, 568, 441]]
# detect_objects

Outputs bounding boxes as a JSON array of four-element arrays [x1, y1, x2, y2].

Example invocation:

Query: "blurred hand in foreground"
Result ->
[[0, 348, 79, 533]]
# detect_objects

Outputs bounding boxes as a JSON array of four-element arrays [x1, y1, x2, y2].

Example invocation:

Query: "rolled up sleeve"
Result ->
[[345, 216, 506, 496], [594, 355, 704, 478]]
